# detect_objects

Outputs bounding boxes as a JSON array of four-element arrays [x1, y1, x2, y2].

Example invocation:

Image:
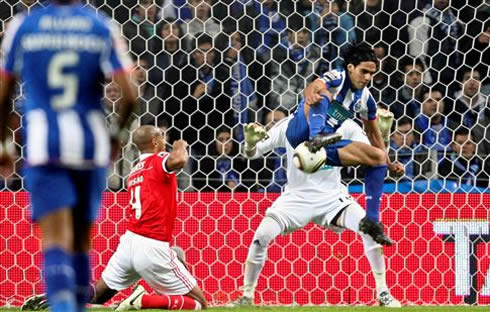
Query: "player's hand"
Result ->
[[376, 108, 394, 144], [110, 137, 121, 162], [304, 82, 332, 106], [244, 123, 267, 148], [388, 161, 404, 178], [172, 139, 188, 151]]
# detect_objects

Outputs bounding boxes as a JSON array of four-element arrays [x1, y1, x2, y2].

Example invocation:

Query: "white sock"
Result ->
[[242, 217, 282, 299], [242, 258, 263, 298], [335, 204, 388, 296], [363, 235, 388, 296]]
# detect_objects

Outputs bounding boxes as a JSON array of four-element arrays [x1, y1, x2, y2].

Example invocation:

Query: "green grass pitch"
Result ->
[[4, 307, 490, 312]]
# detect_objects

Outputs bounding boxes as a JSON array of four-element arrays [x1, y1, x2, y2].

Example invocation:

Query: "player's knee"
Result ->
[[252, 217, 281, 247]]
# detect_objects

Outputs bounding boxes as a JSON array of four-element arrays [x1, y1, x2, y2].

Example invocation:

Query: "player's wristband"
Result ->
[[243, 143, 257, 158]]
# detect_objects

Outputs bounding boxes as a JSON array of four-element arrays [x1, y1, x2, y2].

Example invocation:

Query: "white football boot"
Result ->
[[378, 291, 402, 308], [115, 285, 147, 311]]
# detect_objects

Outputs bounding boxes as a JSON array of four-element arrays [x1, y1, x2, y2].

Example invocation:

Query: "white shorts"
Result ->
[[102, 231, 197, 295], [265, 189, 360, 234]]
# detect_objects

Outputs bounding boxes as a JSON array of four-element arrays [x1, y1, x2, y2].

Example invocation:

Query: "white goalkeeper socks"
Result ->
[[363, 238, 388, 295], [243, 259, 262, 298], [242, 217, 282, 299], [336, 204, 390, 296]]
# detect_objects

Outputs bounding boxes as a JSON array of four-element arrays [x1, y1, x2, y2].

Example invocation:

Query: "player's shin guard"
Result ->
[[141, 294, 202, 310], [365, 165, 387, 222], [73, 253, 90, 312], [44, 247, 76, 312], [243, 217, 282, 298], [308, 96, 329, 138]]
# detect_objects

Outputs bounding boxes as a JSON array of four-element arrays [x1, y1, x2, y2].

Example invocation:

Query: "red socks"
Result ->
[[141, 294, 201, 310]]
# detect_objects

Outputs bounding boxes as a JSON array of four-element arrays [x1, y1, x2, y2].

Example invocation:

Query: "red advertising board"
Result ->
[[1, 192, 489, 307]]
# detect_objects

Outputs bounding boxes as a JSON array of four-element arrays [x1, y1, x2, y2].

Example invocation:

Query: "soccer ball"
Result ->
[[292, 142, 326, 173]]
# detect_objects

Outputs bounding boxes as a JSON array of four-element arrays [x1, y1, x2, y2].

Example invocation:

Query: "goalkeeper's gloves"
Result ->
[[243, 123, 267, 157], [376, 108, 394, 146]]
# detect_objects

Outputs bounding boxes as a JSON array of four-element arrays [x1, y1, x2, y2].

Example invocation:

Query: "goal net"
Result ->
[[0, 0, 489, 307]]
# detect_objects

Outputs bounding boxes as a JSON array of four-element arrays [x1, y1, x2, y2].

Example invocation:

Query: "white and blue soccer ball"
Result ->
[[292, 142, 326, 173]]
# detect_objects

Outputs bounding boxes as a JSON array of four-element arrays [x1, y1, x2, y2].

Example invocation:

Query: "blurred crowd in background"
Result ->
[[1, 0, 489, 192]]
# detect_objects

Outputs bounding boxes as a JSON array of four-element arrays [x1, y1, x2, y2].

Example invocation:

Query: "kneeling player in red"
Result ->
[[22, 125, 207, 311]]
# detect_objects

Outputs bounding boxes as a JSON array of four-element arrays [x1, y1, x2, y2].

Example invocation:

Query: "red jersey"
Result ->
[[127, 152, 177, 242]]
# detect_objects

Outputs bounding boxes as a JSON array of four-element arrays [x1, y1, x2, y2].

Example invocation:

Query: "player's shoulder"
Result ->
[[323, 68, 343, 80], [361, 87, 375, 103], [157, 151, 170, 159]]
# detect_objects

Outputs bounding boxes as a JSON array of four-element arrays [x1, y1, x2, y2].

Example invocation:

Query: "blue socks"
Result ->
[[365, 165, 387, 222], [308, 96, 330, 138], [73, 253, 91, 312], [44, 247, 76, 312]]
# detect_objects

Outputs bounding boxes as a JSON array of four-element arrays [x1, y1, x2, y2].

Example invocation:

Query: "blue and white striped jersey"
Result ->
[[320, 68, 377, 130], [0, 4, 131, 168]]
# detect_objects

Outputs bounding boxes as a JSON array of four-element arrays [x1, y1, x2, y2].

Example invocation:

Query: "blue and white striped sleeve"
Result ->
[[100, 20, 132, 77], [0, 14, 26, 77], [320, 69, 343, 89], [364, 91, 378, 120]]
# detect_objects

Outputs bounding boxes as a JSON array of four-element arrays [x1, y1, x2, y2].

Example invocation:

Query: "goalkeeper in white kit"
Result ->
[[228, 112, 401, 308]]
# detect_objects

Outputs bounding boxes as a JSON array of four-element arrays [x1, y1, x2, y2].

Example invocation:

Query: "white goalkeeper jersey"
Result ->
[[247, 117, 368, 194]]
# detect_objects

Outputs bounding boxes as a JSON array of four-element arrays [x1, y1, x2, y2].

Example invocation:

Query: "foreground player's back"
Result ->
[[9, 5, 118, 112], [2, 4, 130, 167]]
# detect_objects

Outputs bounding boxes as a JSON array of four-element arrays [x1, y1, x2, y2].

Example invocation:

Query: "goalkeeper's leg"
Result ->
[[334, 204, 401, 307], [228, 217, 282, 306]]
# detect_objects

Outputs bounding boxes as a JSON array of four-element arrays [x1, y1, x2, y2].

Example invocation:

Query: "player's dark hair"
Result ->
[[342, 42, 378, 69]]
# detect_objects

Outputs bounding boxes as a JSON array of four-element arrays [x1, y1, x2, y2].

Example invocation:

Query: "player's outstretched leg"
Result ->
[[305, 132, 342, 153], [335, 204, 401, 307], [227, 217, 282, 307], [359, 217, 393, 246]]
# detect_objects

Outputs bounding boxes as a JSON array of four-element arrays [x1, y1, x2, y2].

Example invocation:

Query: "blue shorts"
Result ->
[[24, 165, 106, 222]]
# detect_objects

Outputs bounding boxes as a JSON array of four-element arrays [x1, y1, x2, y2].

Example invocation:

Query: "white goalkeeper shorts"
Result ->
[[265, 189, 359, 234], [102, 230, 197, 295]]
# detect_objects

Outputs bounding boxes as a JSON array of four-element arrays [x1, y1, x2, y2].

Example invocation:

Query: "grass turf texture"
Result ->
[[4, 307, 490, 312]]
